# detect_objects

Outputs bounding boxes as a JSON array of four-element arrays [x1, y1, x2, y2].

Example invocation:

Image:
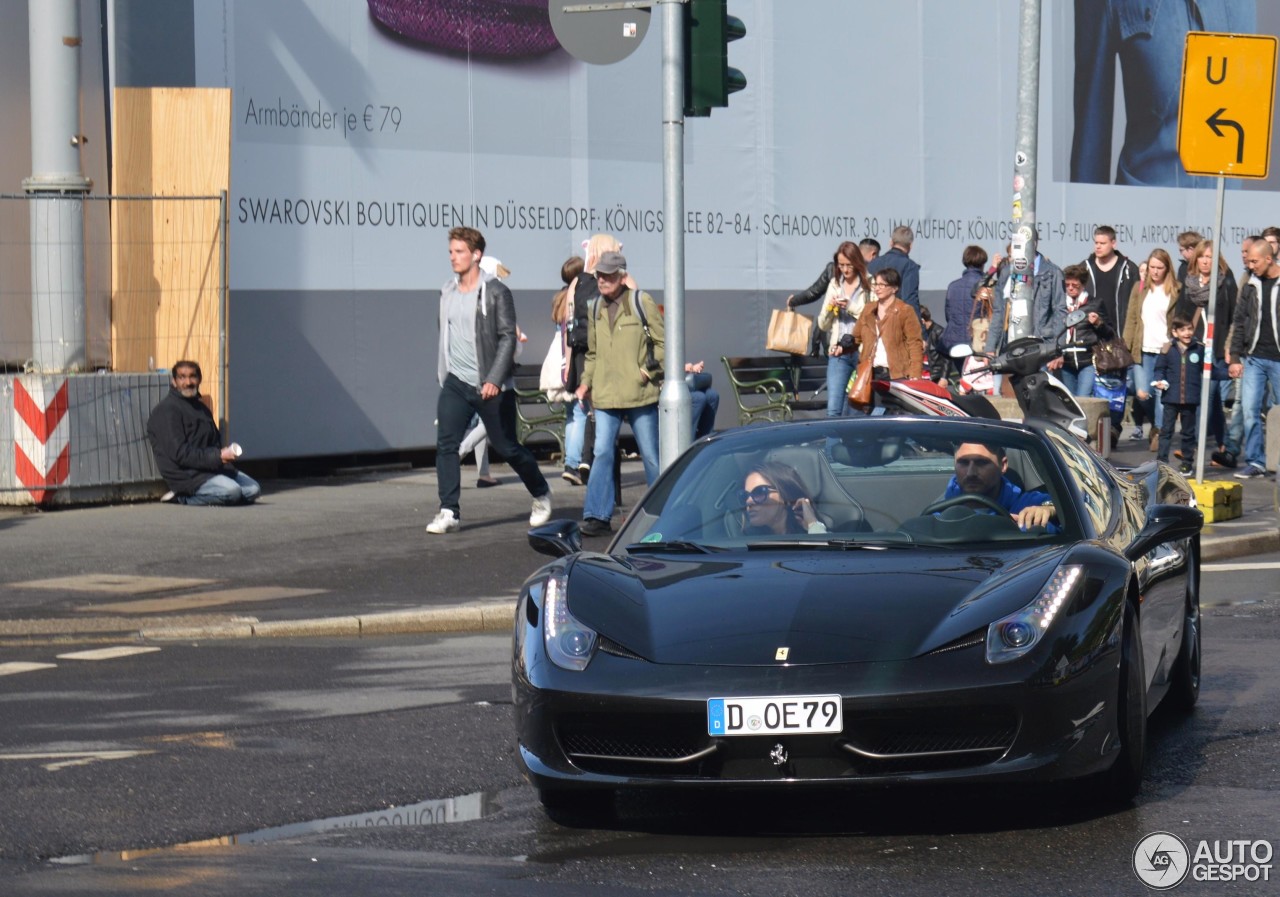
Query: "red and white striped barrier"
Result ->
[[13, 377, 70, 504]]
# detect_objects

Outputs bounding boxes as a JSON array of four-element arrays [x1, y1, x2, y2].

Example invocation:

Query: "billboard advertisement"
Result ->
[[166, 0, 1280, 456]]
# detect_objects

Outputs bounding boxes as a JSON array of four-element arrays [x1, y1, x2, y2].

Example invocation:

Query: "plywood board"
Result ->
[[111, 87, 230, 424]]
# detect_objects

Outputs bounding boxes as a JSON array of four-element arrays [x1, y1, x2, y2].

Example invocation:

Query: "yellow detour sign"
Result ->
[[1178, 32, 1277, 178]]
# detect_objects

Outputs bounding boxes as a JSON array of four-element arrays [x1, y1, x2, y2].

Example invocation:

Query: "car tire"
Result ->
[[1103, 600, 1148, 803], [537, 787, 615, 825], [1167, 542, 1201, 713]]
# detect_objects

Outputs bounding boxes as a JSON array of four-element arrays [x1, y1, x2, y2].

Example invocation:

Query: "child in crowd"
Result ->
[[1152, 313, 1203, 473]]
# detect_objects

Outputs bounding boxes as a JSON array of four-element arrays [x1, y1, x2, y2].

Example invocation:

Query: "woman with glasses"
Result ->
[[815, 241, 872, 416], [740, 462, 827, 536], [853, 268, 925, 392], [1123, 247, 1181, 447]]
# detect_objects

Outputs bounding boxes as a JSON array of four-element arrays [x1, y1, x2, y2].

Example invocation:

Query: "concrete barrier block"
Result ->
[[1190, 480, 1243, 522]]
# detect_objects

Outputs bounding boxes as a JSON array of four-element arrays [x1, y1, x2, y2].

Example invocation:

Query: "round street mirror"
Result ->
[[548, 0, 652, 65]]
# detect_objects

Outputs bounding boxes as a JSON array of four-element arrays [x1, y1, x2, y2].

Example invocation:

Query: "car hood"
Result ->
[[567, 546, 1070, 665]]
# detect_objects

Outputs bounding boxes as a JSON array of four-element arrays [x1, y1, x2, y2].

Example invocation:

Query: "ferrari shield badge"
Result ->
[[775, 647, 789, 661]]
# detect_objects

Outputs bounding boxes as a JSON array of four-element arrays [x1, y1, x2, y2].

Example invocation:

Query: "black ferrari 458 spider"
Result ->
[[512, 417, 1202, 819]]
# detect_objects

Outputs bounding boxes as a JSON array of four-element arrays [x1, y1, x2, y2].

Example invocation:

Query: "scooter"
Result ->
[[871, 309, 1092, 442]]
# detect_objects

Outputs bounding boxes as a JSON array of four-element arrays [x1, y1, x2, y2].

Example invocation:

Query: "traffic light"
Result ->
[[683, 0, 746, 117]]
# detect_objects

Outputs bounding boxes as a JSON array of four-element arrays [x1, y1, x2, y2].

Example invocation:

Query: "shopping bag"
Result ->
[[539, 329, 566, 392], [766, 309, 813, 355], [1093, 374, 1127, 413], [846, 354, 874, 410]]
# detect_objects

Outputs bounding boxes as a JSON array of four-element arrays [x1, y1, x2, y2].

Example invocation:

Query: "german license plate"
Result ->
[[707, 695, 842, 736]]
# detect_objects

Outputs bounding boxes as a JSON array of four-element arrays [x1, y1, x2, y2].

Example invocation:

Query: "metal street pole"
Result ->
[[1007, 0, 1041, 344], [1194, 177, 1226, 483], [24, 0, 91, 373], [657, 0, 691, 470]]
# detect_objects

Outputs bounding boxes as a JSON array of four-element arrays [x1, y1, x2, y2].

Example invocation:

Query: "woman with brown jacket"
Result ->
[[853, 267, 924, 382]]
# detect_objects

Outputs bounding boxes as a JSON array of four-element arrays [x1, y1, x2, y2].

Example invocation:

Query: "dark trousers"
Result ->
[[436, 374, 549, 516], [1157, 402, 1198, 462]]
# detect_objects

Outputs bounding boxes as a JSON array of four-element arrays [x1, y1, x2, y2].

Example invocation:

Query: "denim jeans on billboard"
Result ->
[[582, 404, 659, 522]]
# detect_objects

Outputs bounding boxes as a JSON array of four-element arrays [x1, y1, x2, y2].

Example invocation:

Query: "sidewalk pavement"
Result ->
[[0, 450, 1276, 645]]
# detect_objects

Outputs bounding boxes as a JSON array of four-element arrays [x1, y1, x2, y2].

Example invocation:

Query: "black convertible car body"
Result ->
[[512, 417, 1202, 815]]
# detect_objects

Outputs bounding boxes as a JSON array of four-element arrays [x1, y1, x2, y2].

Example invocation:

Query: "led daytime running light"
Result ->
[[543, 572, 597, 671], [985, 564, 1084, 664]]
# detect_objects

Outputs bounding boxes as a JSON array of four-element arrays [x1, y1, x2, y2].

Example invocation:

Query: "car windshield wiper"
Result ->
[[746, 538, 921, 551], [623, 540, 724, 554]]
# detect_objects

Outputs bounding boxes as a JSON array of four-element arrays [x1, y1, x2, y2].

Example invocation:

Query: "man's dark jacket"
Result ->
[[1083, 253, 1139, 333], [867, 248, 922, 319], [146, 388, 234, 494]]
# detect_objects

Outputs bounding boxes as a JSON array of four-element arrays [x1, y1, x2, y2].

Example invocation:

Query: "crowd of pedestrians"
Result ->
[[420, 222, 1276, 539], [928, 224, 1277, 479]]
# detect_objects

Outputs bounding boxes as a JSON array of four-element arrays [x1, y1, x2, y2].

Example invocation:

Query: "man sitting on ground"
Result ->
[[146, 360, 261, 506]]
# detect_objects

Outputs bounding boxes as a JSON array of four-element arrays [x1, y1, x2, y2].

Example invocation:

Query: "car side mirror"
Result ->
[[1123, 504, 1203, 561], [529, 520, 583, 558]]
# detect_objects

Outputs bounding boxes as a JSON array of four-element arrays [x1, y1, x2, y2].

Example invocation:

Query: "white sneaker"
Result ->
[[425, 508, 459, 534], [530, 491, 553, 526], [160, 491, 176, 503]]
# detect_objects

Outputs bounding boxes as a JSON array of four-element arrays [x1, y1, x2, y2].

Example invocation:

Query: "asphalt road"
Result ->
[[3, 554, 1278, 896]]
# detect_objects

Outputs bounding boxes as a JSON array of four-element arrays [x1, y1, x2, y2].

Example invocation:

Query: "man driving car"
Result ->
[[939, 442, 1058, 531]]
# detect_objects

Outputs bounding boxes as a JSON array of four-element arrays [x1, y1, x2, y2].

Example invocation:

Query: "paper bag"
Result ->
[[766, 309, 813, 355]]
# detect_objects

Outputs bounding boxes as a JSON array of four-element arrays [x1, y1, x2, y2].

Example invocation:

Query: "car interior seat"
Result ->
[[764, 446, 870, 533]]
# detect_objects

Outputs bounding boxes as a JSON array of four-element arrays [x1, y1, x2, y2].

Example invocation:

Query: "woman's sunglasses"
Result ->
[[738, 485, 778, 504]]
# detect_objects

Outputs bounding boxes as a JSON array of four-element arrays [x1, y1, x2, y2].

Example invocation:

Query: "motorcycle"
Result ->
[[869, 309, 1092, 443]]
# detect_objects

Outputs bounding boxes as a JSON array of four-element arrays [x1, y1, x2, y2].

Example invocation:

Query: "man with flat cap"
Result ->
[[574, 251, 664, 536]]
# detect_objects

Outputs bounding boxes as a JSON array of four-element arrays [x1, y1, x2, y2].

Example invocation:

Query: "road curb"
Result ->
[[1201, 530, 1280, 563], [3, 531, 1273, 644], [139, 602, 517, 641]]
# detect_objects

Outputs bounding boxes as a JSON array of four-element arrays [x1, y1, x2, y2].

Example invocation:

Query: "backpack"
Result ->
[[565, 272, 598, 350]]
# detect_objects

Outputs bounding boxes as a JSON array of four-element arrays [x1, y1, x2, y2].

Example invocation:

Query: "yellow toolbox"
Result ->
[[1190, 480, 1243, 523]]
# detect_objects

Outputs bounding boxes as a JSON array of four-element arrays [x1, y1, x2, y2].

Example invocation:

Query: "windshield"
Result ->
[[615, 419, 1078, 550]]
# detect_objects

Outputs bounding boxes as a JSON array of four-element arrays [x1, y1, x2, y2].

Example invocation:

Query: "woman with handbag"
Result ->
[[848, 268, 924, 412], [815, 241, 872, 416], [1123, 248, 1181, 446], [1052, 263, 1113, 398]]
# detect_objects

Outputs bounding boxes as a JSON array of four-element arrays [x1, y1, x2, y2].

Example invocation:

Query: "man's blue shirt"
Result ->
[[940, 476, 1060, 533]]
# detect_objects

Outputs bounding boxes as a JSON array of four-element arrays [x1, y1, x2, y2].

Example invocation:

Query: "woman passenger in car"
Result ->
[[740, 462, 828, 535]]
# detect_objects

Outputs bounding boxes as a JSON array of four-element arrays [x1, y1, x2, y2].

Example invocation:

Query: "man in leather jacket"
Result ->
[[427, 226, 552, 534]]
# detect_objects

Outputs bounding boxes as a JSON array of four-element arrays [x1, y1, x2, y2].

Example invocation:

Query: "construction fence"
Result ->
[[0, 193, 226, 500]]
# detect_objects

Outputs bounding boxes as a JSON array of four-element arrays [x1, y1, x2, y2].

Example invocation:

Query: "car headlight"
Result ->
[[985, 564, 1084, 664], [543, 571, 597, 671]]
